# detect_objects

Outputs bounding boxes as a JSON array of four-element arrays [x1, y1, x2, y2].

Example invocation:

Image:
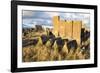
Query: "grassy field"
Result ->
[[22, 28, 90, 62]]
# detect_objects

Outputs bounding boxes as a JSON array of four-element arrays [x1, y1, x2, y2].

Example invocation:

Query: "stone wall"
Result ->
[[52, 16, 82, 44]]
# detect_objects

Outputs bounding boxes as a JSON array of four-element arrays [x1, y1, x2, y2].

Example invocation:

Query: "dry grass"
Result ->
[[22, 37, 90, 62], [22, 28, 90, 62]]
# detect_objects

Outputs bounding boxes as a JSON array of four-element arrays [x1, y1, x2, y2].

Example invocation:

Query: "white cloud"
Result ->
[[46, 12, 60, 17], [22, 10, 35, 17]]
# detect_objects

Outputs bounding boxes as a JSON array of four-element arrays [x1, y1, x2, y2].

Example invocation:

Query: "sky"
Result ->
[[22, 10, 90, 28]]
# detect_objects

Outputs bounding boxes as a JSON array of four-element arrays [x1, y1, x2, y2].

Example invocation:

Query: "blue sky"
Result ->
[[22, 10, 90, 28]]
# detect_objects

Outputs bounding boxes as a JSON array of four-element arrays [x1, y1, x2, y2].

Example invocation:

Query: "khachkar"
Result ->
[[52, 16, 82, 44]]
